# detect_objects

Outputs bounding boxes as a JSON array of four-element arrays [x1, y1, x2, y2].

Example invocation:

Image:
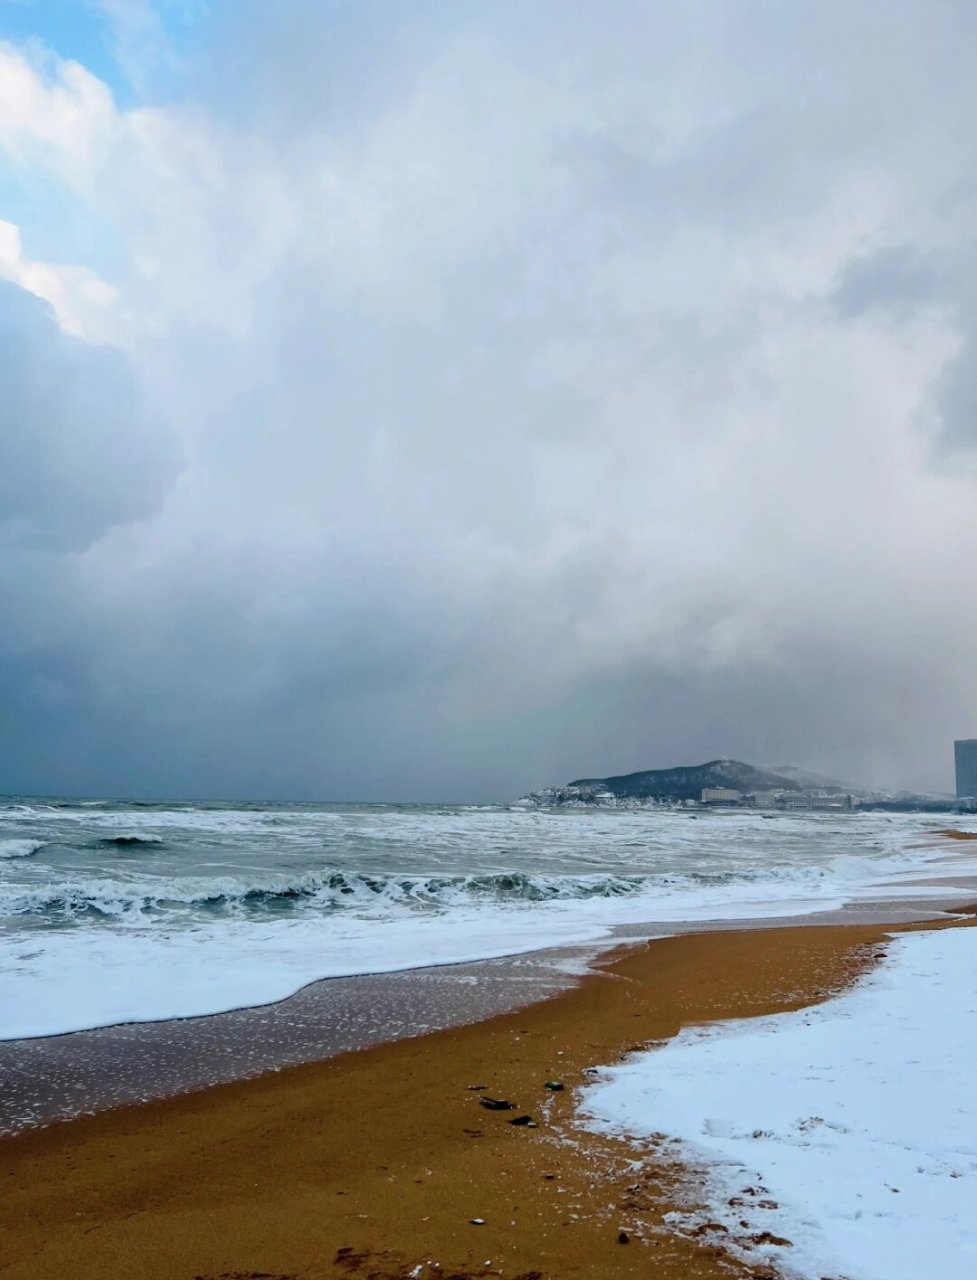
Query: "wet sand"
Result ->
[[5, 914, 972, 1280], [0, 947, 597, 1135]]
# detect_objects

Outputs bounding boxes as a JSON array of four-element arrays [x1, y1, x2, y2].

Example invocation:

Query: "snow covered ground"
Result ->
[[581, 924, 977, 1280]]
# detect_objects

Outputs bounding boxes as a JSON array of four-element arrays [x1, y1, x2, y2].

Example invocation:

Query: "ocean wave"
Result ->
[[92, 835, 165, 848], [0, 868, 652, 921], [0, 839, 44, 860]]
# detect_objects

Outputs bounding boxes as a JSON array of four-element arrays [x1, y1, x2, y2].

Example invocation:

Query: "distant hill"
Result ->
[[764, 765, 854, 794], [566, 758, 802, 802]]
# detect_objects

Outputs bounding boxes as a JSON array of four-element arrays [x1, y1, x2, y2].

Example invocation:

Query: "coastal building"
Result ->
[[955, 739, 977, 799], [780, 793, 854, 811], [749, 791, 782, 809], [701, 788, 742, 804]]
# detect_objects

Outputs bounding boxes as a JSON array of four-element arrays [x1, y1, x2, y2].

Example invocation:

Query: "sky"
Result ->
[[1, 1, 977, 801]]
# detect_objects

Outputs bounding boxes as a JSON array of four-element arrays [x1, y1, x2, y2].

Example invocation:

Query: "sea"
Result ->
[[1, 797, 975, 1042]]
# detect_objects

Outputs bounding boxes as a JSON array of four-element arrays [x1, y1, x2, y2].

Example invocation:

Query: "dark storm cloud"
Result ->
[[1, 1, 977, 798], [0, 279, 182, 795], [0, 282, 180, 552]]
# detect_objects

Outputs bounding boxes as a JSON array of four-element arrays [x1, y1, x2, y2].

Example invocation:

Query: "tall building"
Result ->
[[954, 739, 977, 799]]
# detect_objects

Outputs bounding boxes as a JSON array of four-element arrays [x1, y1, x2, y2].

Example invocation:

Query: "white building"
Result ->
[[701, 788, 742, 804], [750, 791, 781, 808]]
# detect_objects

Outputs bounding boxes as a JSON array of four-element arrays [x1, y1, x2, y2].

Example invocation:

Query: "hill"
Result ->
[[565, 758, 802, 802], [764, 765, 854, 793]]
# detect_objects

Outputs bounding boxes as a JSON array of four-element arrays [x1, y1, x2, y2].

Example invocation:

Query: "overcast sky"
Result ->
[[1, 0, 976, 801]]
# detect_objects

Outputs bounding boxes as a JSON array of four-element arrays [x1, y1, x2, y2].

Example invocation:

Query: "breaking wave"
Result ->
[[93, 835, 165, 848], [0, 869, 653, 921], [0, 840, 44, 860]]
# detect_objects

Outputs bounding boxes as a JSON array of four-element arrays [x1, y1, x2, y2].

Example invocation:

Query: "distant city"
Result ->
[[524, 747, 977, 813]]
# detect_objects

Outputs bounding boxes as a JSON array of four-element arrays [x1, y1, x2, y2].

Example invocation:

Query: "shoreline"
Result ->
[[2, 883, 973, 1137], [0, 943, 599, 1135], [7, 810, 977, 1046], [1, 888, 969, 1136], [2, 909, 974, 1279]]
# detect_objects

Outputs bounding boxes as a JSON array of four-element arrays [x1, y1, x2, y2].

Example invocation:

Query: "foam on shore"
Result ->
[[0, 877, 846, 1039]]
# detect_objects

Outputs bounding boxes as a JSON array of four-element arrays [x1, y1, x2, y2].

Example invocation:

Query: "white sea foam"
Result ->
[[0, 862, 902, 922], [581, 925, 977, 1280], [0, 876, 854, 1039], [0, 840, 43, 859]]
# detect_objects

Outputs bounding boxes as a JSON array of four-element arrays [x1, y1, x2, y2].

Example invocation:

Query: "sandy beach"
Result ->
[[5, 912, 969, 1280]]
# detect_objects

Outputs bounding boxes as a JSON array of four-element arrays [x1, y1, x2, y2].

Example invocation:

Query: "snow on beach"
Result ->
[[581, 924, 977, 1280]]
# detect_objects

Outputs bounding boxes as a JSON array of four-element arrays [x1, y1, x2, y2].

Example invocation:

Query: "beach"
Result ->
[[3, 910, 971, 1280]]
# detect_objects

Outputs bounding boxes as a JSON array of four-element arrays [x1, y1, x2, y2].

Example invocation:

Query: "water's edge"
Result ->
[[2, 891, 966, 1138]]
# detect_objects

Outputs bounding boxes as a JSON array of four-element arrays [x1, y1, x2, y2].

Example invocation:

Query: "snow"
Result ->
[[581, 925, 977, 1280]]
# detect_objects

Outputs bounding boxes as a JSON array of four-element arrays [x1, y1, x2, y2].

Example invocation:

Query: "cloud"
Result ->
[[833, 245, 938, 320], [0, 39, 118, 182], [90, 0, 171, 92], [0, 278, 180, 551], [0, 217, 121, 339], [1, 2, 977, 798], [832, 238, 977, 453]]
